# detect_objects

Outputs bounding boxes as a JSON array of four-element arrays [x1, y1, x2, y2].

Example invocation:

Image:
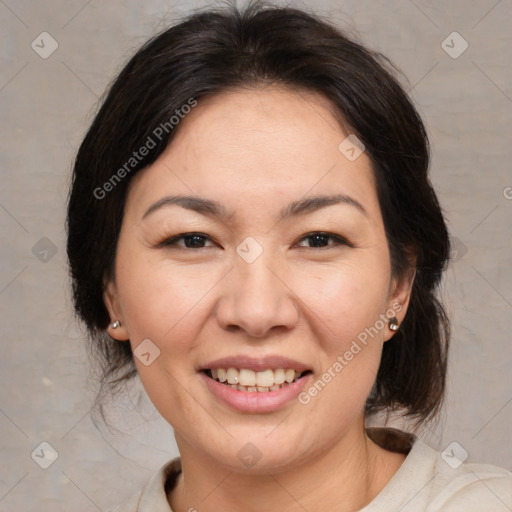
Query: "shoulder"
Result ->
[[106, 490, 142, 512], [106, 457, 181, 512], [426, 456, 512, 511], [364, 428, 512, 512]]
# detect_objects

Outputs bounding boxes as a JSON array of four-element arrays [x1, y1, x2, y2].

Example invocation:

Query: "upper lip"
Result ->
[[199, 355, 311, 373]]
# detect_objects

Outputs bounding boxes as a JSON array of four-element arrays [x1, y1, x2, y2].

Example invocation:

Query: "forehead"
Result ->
[[125, 86, 379, 222]]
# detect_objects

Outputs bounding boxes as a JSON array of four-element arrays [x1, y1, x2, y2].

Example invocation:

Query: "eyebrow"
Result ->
[[142, 193, 368, 221]]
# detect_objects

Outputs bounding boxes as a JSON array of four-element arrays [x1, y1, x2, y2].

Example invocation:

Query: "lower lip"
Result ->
[[199, 372, 312, 413]]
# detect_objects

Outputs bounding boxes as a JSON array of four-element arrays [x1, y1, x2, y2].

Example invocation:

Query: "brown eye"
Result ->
[[159, 233, 214, 249], [296, 232, 351, 249]]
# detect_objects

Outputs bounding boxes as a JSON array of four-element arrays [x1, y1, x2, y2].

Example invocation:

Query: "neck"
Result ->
[[168, 422, 405, 512]]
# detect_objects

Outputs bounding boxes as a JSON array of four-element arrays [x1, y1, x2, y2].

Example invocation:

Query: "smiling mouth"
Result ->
[[201, 368, 313, 392]]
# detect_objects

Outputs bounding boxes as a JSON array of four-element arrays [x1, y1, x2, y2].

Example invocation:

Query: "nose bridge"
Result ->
[[217, 249, 298, 337], [237, 253, 280, 302]]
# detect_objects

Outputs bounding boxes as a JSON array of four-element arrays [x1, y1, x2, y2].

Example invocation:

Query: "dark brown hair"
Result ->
[[67, 1, 450, 426]]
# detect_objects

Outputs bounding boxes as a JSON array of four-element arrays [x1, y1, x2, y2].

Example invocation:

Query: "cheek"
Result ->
[[290, 261, 390, 424], [292, 260, 390, 348], [294, 274, 386, 432], [118, 260, 210, 418], [113, 254, 220, 408], [116, 250, 220, 342]]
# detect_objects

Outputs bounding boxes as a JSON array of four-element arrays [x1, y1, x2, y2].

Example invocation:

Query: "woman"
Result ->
[[66, 2, 512, 511]]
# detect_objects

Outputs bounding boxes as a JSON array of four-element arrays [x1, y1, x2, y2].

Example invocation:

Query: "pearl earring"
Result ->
[[111, 320, 120, 329]]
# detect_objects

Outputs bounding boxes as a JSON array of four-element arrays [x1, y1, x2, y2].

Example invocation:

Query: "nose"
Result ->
[[216, 256, 299, 338]]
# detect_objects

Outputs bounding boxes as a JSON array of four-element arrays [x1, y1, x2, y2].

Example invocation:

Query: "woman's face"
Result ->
[[105, 86, 412, 472]]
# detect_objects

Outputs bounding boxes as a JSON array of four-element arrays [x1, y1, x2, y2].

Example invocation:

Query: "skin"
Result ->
[[104, 86, 415, 512]]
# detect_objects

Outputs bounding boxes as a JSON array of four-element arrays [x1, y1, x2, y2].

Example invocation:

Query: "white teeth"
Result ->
[[208, 367, 307, 391], [239, 369, 256, 387], [285, 369, 295, 383], [227, 368, 239, 385], [274, 368, 286, 385], [256, 369, 274, 388]]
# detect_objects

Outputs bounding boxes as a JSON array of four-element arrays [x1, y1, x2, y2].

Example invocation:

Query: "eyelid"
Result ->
[[156, 232, 216, 249], [295, 231, 353, 248], [155, 231, 353, 250]]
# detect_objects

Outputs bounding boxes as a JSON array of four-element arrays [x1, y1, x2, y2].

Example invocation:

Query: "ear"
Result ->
[[384, 255, 416, 342], [103, 279, 130, 341]]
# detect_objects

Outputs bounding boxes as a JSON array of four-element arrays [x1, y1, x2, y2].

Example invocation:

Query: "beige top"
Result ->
[[107, 428, 512, 512]]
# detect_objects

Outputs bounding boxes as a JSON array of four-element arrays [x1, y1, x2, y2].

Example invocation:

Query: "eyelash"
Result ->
[[158, 231, 353, 250]]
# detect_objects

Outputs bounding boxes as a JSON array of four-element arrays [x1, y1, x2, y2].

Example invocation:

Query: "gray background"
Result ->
[[1, 0, 511, 510]]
